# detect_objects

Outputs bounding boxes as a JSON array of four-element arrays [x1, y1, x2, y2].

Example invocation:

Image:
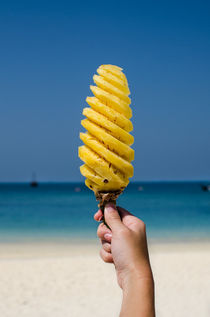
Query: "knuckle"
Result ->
[[139, 220, 146, 231], [134, 218, 146, 231], [103, 242, 111, 253], [100, 249, 112, 263], [104, 252, 112, 263]]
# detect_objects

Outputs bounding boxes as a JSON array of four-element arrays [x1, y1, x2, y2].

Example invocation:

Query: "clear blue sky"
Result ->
[[1, 0, 210, 182]]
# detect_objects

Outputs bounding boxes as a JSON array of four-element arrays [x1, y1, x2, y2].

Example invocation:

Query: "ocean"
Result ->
[[0, 182, 209, 242]]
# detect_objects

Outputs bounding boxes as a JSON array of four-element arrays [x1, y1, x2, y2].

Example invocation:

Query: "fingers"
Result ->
[[95, 206, 144, 235], [104, 203, 124, 231], [97, 223, 112, 241], [117, 206, 145, 232], [94, 209, 103, 222], [97, 222, 112, 264], [117, 206, 133, 217], [100, 248, 113, 263], [102, 239, 111, 253], [117, 206, 135, 226]]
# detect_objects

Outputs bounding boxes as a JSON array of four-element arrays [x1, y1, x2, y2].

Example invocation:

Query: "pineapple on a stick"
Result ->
[[79, 64, 134, 213]]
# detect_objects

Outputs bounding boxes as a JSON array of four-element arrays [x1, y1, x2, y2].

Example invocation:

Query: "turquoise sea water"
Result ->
[[0, 182, 209, 242]]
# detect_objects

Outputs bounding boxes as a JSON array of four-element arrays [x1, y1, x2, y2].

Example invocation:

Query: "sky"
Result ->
[[0, 0, 210, 182]]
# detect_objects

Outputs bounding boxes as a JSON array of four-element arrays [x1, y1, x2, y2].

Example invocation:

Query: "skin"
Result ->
[[94, 203, 155, 317]]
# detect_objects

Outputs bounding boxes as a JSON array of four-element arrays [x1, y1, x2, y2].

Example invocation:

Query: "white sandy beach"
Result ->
[[0, 241, 210, 317]]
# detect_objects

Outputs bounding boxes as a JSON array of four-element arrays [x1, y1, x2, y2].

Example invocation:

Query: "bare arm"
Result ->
[[120, 275, 154, 317], [94, 203, 155, 317]]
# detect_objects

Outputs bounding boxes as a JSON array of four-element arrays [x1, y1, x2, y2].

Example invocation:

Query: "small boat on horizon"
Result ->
[[30, 172, 38, 187], [201, 184, 210, 192], [74, 186, 81, 192], [138, 186, 144, 192]]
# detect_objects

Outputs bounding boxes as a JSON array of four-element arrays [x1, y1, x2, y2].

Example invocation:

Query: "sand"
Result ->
[[0, 240, 210, 317]]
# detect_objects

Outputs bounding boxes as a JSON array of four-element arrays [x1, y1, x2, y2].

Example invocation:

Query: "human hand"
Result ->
[[94, 203, 153, 290]]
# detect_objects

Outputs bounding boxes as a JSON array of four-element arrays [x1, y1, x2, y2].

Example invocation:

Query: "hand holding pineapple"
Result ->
[[79, 64, 134, 209]]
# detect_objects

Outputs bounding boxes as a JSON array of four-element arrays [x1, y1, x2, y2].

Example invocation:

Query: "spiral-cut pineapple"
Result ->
[[79, 64, 134, 194]]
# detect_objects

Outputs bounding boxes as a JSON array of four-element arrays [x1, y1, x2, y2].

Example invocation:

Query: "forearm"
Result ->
[[120, 275, 155, 317]]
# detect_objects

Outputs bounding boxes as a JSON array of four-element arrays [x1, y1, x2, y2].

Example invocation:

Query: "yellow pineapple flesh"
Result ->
[[78, 64, 134, 198]]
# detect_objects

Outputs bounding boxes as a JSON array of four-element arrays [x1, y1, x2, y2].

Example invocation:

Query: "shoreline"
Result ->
[[0, 235, 210, 244], [0, 239, 210, 259]]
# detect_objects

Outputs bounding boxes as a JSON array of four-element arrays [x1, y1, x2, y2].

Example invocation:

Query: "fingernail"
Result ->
[[105, 203, 116, 213], [104, 233, 112, 239]]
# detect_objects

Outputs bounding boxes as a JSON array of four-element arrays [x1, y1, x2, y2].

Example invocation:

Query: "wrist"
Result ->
[[122, 264, 154, 292]]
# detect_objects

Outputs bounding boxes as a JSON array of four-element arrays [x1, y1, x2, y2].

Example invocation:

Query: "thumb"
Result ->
[[104, 203, 124, 231]]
